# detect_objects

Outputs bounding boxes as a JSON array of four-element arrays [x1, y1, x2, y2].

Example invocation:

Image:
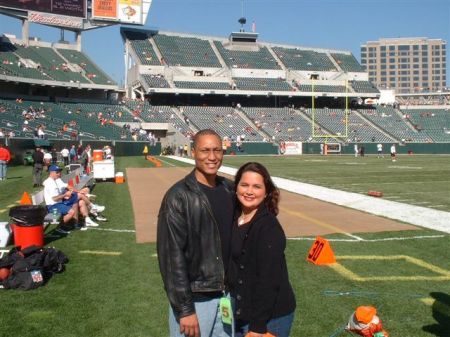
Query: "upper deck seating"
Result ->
[[330, 53, 364, 72], [234, 77, 293, 91], [272, 47, 337, 71], [214, 41, 280, 69], [57, 49, 116, 85], [154, 34, 221, 68], [174, 81, 231, 90], [351, 80, 380, 93], [142, 74, 170, 88]]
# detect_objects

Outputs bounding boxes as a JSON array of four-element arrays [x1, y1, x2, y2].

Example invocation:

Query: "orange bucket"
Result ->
[[92, 149, 103, 162], [12, 224, 44, 249]]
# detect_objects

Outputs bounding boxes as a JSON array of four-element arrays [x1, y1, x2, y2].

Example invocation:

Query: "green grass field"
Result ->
[[0, 155, 449, 337]]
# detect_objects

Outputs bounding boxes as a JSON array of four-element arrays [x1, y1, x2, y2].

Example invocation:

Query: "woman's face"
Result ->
[[237, 171, 267, 212]]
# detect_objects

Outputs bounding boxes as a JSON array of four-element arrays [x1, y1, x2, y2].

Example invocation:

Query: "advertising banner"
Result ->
[[28, 11, 83, 29], [0, 0, 86, 18], [280, 141, 302, 155], [92, 0, 118, 20], [118, 0, 142, 24]]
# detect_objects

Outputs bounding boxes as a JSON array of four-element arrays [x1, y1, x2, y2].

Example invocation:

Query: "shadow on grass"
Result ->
[[422, 292, 450, 337], [44, 228, 70, 245], [4, 176, 24, 180]]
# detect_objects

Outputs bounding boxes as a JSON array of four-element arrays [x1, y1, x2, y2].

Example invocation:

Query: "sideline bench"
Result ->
[[30, 167, 94, 227]]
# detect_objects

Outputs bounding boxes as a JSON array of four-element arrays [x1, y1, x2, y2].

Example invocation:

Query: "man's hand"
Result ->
[[63, 190, 72, 199], [179, 313, 200, 337]]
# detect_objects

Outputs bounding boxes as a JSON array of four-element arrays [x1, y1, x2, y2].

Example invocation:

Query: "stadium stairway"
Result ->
[[234, 107, 272, 140], [353, 110, 397, 142], [172, 106, 200, 133], [208, 39, 228, 69], [267, 46, 288, 72], [326, 51, 344, 72]]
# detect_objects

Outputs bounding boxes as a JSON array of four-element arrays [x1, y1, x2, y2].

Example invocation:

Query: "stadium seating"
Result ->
[[242, 107, 315, 141], [174, 81, 231, 90], [0, 98, 132, 140], [153, 34, 221, 67], [272, 47, 337, 71], [57, 48, 116, 85], [0, 41, 51, 80], [214, 41, 280, 69], [330, 53, 364, 72], [142, 74, 170, 88], [351, 80, 380, 93], [359, 106, 430, 142], [404, 109, 450, 142], [304, 108, 392, 142], [180, 106, 263, 141], [122, 30, 162, 66], [233, 77, 293, 91], [12, 44, 89, 83], [295, 84, 347, 93]]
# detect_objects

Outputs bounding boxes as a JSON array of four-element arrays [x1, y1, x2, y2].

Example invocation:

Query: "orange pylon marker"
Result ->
[[306, 236, 336, 265], [75, 175, 80, 184], [20, 191, 32, 205], [146, 156, 162, 167]]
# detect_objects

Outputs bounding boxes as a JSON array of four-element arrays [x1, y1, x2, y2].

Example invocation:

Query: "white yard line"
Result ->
[[167, 156, 450, 234], [288, 235, 445, 242]]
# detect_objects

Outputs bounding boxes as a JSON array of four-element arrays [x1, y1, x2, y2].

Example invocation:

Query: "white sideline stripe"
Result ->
[[87, 228, 136, 233], [167, 156, 450, 234], [288, 235, 446, 242]]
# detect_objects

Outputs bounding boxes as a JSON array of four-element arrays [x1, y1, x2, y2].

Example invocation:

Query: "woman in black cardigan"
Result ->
[[228, 162, 296, 337]]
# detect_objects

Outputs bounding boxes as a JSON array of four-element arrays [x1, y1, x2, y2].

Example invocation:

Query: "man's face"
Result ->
[[192, 134, 223, 181]]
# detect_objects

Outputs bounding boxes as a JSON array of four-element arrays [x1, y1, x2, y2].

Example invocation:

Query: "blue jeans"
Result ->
[[169, 297, 233, 337], [0, 160, 6, 180], [235, 311, 294, 337]]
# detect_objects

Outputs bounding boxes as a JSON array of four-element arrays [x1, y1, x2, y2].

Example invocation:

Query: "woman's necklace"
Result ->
[[238, 211, 254, 226]]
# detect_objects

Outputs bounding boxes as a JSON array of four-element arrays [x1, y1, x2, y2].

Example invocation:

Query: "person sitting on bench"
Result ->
[[43, 165, 101, 233]]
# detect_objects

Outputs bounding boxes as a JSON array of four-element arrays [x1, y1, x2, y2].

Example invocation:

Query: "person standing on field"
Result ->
[[0, 142, 11, 181], [157, 129, 234, 337], [390, 144, 397, 162], [377, 143, 384, 158]]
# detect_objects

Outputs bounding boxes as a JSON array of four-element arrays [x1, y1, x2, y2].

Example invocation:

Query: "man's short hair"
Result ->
[[192, 129, 221, 149]]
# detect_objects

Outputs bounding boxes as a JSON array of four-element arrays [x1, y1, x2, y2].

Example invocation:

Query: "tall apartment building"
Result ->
[[361, 37, 446, 94]]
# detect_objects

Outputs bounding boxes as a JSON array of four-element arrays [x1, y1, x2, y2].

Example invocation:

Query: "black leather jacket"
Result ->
[[157, 169, 234, 319]]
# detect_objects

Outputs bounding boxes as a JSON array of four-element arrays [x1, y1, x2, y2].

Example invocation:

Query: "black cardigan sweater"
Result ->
[[227, 204, 296, 333]]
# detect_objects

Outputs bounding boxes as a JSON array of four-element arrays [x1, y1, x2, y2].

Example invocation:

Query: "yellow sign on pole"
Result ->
[[143, 145, 148, 154]]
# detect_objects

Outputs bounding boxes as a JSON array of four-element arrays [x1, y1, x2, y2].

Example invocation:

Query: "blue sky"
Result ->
[[1, 0, 449, 86]]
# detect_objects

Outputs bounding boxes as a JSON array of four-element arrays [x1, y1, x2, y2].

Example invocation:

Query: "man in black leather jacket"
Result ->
[[157, 129, 234, 337]]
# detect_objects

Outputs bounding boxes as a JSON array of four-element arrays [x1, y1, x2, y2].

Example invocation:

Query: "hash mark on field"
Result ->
[[420, 297, 435, 306], [79, 250, 122, 256], [87, 228, 136, 233]]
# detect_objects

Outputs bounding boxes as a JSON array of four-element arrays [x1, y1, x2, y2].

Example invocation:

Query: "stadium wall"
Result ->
[[3, 138, 161, 164]]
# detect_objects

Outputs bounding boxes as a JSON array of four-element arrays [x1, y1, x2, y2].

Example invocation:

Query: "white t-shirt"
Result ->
[[43, 177, 67, 206], [61, 148, 69, 158], [377, 144, 383, 152], [390, 145, 396, 154]]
